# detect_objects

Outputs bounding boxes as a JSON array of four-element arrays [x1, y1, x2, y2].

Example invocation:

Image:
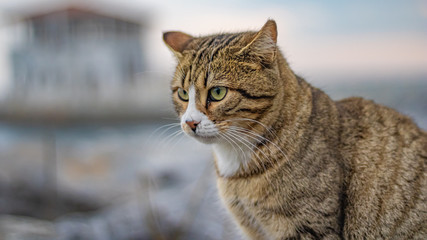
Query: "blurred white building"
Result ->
[[10, 6, 145, 101]]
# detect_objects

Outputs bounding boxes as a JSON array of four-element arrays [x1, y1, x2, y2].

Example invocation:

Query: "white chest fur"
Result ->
[[213, 141, 252, 177]]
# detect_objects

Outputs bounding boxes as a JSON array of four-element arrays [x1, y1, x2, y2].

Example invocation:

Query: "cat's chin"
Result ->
[[188, 134, 218, 144]]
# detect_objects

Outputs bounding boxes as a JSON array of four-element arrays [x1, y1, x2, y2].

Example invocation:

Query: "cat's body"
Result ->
[[163, 20, 427, 239]]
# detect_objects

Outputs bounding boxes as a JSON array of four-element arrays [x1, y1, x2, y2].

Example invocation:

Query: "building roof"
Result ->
[[3, 0, 151, 26]]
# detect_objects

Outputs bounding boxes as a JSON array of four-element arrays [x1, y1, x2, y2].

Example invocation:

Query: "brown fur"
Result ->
[[163, 20, 427, 239]]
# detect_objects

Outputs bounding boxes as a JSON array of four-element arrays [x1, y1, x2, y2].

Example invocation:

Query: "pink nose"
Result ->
[[186, 120, 200, 132]]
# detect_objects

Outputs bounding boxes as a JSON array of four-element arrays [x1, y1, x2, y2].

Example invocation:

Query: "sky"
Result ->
[[0, 0, 426, 95]]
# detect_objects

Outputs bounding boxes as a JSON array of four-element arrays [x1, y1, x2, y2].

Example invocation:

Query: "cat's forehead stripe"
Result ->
[[182, 33, 244, 88], [191, 37, 216, 69], [203, 34, 241, 87], [182, 65, 191, 87]]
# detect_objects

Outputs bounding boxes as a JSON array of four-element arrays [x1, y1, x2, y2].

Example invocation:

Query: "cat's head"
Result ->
[[163, 20, 282, 144]]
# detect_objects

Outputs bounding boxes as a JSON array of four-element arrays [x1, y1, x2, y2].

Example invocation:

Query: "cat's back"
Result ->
[[336, 97, 427, 239], [336, 97, 426, 158]]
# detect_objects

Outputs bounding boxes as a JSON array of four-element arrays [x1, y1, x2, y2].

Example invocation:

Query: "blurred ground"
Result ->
[[0, 122, 240, 240]]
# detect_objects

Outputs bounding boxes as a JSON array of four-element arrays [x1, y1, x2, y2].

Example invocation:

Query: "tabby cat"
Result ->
[[163, 20, 427, 239]]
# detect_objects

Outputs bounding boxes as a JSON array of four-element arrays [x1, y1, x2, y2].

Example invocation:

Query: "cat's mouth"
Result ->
[[182, 126, 219, 144]]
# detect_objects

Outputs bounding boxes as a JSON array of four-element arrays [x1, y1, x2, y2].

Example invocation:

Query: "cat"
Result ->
[[163, 20, 427, 239]]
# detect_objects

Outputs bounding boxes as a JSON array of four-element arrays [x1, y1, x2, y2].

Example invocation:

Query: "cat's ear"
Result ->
[[163, 31, 193, 59], [238, 20, 277, 67]]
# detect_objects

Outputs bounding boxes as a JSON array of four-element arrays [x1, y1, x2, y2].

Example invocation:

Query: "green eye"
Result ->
[[177, 88, 189, 101], [209, 87, 227, 101]]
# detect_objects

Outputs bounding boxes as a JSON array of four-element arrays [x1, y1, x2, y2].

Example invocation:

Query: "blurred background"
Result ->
[[0, 0, 425, 239]]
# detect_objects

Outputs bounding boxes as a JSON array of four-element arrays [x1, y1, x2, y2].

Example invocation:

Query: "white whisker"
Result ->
[[226, 129, 276, 171], [222, 132, 251, 171], [150, 122, 181, 138], [229, 126, 290, 163], [161, 129, 184, 149], [226, 130, 272, 173], [169, 133, 186, 150], [218, 133, 240, 157], [224, 118, 277, 139]]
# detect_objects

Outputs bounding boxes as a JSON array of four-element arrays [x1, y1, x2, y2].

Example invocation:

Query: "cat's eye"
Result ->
[[209, 87, 227, 101], [177, 88, 189, 101]]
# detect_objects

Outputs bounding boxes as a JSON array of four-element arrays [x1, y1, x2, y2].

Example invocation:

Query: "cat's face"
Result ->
[[164, 21, 279, 145]]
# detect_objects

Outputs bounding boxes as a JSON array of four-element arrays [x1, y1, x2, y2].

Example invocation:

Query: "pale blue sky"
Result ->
[[152, 0, 427, 34], [3, 0, 425, 35]]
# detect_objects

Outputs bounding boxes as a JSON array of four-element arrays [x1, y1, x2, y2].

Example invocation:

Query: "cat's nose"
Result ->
[[186, 120, 200, 132]]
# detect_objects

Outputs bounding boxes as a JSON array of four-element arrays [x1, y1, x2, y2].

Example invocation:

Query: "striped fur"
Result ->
[[164, 20, 427, 239]]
